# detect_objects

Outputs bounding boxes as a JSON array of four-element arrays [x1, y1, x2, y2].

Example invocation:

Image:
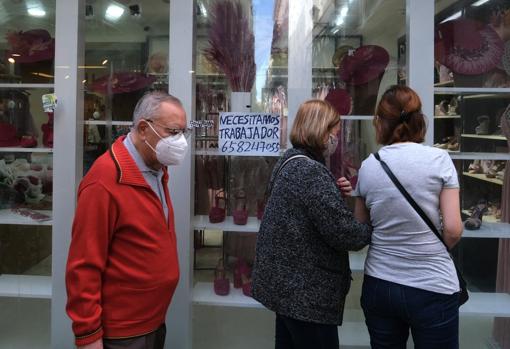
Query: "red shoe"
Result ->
[[20, 135, 37, 148], [213, 258, 230, 296], [209, 190, 226, 223]]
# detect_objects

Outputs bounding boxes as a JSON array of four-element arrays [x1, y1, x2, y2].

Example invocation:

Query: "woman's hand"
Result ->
[[336, 177, 352, 197]]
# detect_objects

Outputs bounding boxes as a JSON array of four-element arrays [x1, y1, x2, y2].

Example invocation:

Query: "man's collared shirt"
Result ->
[[123, 133, 168, 221]]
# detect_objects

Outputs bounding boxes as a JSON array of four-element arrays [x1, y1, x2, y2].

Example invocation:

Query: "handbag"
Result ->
[[373, 152, 469, 306]]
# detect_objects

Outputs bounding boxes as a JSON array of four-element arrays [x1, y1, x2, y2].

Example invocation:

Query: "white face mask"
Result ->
[[145, 122, 188, 166], [324, 133, 339, 157]]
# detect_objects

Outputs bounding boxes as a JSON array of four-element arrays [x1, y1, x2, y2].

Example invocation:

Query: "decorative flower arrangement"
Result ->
[[203, 0, 256, 92]]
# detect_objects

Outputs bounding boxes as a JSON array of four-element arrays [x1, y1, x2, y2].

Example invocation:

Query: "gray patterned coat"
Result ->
[[252, 147, 372, 325]]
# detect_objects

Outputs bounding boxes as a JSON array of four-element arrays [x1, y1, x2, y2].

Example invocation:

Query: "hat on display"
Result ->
[[6, 29, 55, 63], [435, 18, 504, 75], [0, 122, 19, 147], [88, 72, 156, 95], [325, 88, 352, 115], [340, 45, 390, 85]]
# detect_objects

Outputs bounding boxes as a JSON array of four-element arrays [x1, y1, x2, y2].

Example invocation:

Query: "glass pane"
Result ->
[[435, 2, 510, 348], [193, 0, 288, 346], [82, 0, 169, 174], [0, 1, 54, 348]]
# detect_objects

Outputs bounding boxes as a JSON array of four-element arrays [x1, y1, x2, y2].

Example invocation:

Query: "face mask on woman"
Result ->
[[324, 133, 339, 157], [145, 121, 188, 166]]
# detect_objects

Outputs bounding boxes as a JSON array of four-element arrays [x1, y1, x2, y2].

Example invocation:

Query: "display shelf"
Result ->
[[0, 147, 53, 153], [0, 275, 51, 299], [447, 150, 460, 154], [461, 221, 510, 239], [434, 87, 510, 94], [462, 172, 503, 186], [450, 152, 510, 161], [0, 83, 54, 89], [84, 120, 133, 126], [194, 149, 283, 157], [461, 134, 507, 141], [434, 114, 461, 119], [193, 215, 260, 232], [460, 292, 510, 317], [0, 209, 52, 226], [193, 281, 262, 308], [340, 115, 374, 121]]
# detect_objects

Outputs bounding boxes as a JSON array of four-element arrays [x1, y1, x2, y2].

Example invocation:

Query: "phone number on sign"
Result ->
[[221, 140, 280, 154]]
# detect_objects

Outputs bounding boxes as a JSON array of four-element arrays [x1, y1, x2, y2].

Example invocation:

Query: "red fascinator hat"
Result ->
[[340, 45, 390, 86], [6, 29, 55, 63]]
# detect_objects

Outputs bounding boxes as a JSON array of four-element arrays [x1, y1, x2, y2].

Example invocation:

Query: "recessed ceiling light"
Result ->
[[102, 59, 108, 65], [8, 57, 15, 63], [28, 7, 46, 17], [105, 4, 124, 21], [12, 53, 20, 57], [472, 0, 490, 6]]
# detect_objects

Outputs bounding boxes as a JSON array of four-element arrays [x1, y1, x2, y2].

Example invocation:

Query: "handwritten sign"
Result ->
[[219, 112, 280, 156]]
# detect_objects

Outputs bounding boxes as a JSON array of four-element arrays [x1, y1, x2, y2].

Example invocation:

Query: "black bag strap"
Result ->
[[373, 152, 450, 252], [267, 155, 309, 197]]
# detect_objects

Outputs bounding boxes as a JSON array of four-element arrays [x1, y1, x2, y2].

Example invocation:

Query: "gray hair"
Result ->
[[132, 91, 183, 126]]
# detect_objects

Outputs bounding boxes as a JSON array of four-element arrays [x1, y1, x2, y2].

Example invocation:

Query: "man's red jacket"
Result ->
[[66, 136, 180, 346]]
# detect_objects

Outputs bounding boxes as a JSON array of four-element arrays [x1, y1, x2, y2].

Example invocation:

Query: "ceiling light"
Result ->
[[8, 58, 15, 64], [335, 16, 344, 26], [340, 6, 348, 17], [12, 53, 20, 57], [28, 7, 46, 17], [472, 0, 490, 6], [105, 4, 124, 21], [440, 11, 461, 23], [102, 59, 108, 65], [199, 3, 207, 17]]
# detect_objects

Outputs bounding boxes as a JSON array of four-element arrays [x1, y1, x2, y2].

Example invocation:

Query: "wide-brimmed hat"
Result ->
[[88, 72, 156, 95], [340, 45, 389, 86], [6, 29, 55, 63], [435, 18, 503, 75], [332, 45, 354, 68], [325, 88, 352, 115]]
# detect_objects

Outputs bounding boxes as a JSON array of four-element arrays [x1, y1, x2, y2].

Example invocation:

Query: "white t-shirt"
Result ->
[[352, 142, 460, 294]]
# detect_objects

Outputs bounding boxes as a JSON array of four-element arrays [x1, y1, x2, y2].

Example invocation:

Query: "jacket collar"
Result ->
[[109, 136, 169, 188]]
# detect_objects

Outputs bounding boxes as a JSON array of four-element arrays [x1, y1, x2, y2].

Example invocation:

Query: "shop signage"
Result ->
[[218, 112, 280, 156]]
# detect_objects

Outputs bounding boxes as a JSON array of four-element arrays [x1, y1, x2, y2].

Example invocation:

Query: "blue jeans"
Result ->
[[361, 274, 459, 349]]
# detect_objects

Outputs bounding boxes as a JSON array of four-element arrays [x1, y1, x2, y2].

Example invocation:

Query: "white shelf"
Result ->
[[450, 152, 510, 161], [0, 209, 52, 226], [434, 81, 454, 87], [341, 115, 374, 121], [0, 83, 54, 89], [193, 215, 260, 232], [193, 282, 262, 308], [0, 275, 51, 299], [462, 210, 499, 223], [461, 292, 510, 317], [462, 172, 503, 186], [84, 120, 133, 126], [462, 221, 510, 239], [434, 115, 461, 119], [461, 134, 507, 141], [435, 87, 510, 94], [0, 147, 53, 153]]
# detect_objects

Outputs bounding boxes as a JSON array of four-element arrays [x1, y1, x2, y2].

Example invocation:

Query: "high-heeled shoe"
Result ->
[[213, 258, 230, 296], [233, 190, 248, 225], [468, 159, 482, 174], [464, 200, 489, 230], [209, 190, 226, 223], [475, 115, 490, 135]]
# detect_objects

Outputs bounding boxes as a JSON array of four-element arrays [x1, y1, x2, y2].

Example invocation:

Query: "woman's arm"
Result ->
[[439, 188, 463, 249], [354, 197, 370, 224]]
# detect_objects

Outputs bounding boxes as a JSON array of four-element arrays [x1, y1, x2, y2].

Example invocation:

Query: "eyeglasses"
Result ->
[[145, 119, 192, 138]]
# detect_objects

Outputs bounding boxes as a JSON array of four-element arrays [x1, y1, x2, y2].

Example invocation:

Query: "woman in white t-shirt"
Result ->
[[353, 85, 463, 349]]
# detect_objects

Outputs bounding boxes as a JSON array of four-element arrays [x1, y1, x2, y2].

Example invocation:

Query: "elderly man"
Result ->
[[66, 91, 188, 349]]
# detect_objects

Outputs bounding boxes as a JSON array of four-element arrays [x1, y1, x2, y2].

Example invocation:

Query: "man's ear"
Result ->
[[137, 120, 149, 136]]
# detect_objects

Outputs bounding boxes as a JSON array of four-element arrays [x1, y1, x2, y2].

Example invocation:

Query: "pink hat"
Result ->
[[6, 29, 55, 63], [89, 72, 156, 94], [0, 122, 19, 147], [435, 19, 503, 75], [340, 45, 389, 85], [325, 88, 352, 115]]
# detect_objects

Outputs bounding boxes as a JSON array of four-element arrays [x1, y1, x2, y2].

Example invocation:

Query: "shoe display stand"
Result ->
[[433, 85, 510, 315], [0, 83, 54, 301]]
